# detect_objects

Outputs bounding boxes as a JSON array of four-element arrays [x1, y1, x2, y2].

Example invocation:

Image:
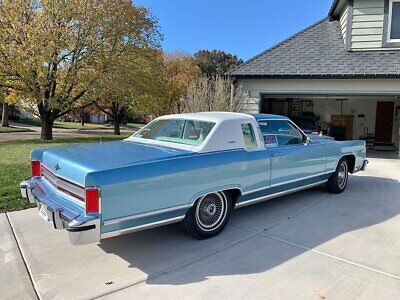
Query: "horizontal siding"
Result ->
[[353, 7, 384, 15], [351, 0, 384, 50], [352, 34, 382, 41], [351, 41, 383, 48], [352, 14, 384, 22], [352, 27, 383, 35], [352, 21, 383, 29], [353, 0, 383, 8]]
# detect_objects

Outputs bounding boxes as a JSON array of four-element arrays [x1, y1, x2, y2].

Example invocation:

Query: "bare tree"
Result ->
[[183, 76, 246, 113]]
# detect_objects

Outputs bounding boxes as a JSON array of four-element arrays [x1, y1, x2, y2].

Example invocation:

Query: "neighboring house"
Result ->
[[231, 0, 400, 148], [60, 108, 110, 124]]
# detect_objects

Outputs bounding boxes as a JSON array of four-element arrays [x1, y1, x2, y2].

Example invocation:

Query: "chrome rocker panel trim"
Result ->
[[235, 179, 328, 209], [242, 171, 334, 195], [101, 216, 185, 239], [103, 204, 190, 226], [20, 180, 100, 245]]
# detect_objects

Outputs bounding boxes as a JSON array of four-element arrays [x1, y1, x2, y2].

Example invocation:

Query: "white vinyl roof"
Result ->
[[157, 112, 255, 124], [126, 112, 264, 152]]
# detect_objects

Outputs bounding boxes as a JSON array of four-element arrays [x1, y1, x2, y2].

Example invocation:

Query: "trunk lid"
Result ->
[[41, 140, 191, 185]]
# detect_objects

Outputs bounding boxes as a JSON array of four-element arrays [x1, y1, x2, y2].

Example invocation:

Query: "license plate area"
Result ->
[[38, 203, 49, 221]]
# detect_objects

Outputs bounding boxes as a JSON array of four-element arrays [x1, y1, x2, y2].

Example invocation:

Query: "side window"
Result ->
[[241, 123, 257, 150], [258, 120, 304, 148]]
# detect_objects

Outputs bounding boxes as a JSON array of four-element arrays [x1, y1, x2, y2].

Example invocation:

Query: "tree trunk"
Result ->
[[41, 118, 54, 140], [113, 117, 120, 135], [81, 107, 85, 126], [38, 102, 58, 140], [1, 102, 9, 127]]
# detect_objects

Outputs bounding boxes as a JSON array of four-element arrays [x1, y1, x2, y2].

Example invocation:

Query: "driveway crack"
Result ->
[[264, 233, 400, 281], [91, 229, 264, 299], [93, 194, 329, 299], [263, 194, 328, 231]]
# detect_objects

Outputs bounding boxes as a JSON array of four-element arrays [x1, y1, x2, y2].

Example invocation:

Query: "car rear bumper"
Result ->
[[20, 179, 100, 245]]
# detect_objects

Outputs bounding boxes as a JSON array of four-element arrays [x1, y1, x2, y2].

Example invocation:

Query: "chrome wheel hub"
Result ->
[[206, 203, 217, 215], [195, 192, 227, 231]]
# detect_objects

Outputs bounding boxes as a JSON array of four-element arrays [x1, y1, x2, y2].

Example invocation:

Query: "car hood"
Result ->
[[41, 140, 191, 185], [307, 134, 335, 143]]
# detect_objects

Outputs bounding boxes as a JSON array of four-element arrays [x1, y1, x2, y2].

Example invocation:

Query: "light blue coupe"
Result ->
[[20, 112, 368, 245]]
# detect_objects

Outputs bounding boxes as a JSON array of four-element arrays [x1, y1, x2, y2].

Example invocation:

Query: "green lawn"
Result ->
[[0, 135, 128, 213], [0, 126, 32, 133], [17, 119, 110, 130]]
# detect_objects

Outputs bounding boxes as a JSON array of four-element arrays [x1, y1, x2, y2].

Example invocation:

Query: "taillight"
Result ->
[[85, 188, 100, 214], [31, 161, 41, 177]]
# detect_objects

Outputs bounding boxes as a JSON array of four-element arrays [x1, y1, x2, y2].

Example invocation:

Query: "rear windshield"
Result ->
[[133, 119, 216, 146]]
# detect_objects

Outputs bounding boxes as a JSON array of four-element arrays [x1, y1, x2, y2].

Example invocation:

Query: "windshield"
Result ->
[[133, 119, 216, 146]]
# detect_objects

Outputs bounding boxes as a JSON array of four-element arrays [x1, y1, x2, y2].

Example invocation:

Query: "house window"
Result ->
[[387, 0, 400, 42]]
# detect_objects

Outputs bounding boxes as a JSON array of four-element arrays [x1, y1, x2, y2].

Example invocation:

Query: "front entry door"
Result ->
[[375, 101, 394, 143], [258, 119, 327, 187]]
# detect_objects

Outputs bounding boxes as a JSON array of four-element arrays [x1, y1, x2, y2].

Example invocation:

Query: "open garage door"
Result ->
[[260, 95, 399, 146]]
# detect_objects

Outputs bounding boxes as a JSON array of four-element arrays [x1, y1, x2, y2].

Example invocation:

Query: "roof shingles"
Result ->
[[230, 19, 400, 78]]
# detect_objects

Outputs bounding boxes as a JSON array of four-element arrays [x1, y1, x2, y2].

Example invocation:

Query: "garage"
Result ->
[[229, 5, 400, 153], [258, 95, 400, 148]]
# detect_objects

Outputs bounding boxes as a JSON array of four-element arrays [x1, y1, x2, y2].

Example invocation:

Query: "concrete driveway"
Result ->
[[2, 155, 399, 299]]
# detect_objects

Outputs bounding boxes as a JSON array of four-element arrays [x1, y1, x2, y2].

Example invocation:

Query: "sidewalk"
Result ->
[[0, 213, 37, 299]]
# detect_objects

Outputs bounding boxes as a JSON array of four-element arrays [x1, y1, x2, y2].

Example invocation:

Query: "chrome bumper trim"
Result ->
[[67, 218, 100, 245], [360, 159, 369, 171], [20, 179, 100, 245], [354, 159, 369, 173]]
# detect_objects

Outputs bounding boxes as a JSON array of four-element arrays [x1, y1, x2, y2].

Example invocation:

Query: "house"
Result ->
[[230, 0, 400, 149]]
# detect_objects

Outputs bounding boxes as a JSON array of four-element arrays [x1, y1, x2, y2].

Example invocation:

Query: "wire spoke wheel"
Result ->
[[338, 161, 348, 189], [195, 192, 227, 232], [183, 190, 232, 239]]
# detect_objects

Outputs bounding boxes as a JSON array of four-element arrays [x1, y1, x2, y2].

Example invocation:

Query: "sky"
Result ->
[[135, 0, 334, 61]]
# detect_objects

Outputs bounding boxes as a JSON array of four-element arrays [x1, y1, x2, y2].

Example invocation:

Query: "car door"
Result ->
[[258, 119, 327, 188]]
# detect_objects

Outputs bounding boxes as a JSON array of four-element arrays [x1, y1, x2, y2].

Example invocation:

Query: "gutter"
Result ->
[[228, 74, 400, 80]]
